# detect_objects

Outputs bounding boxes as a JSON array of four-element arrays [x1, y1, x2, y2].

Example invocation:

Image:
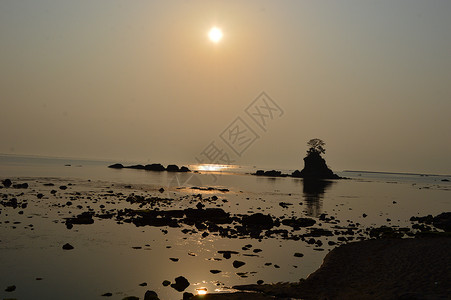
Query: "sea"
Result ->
[[0, 154, 450, 300]]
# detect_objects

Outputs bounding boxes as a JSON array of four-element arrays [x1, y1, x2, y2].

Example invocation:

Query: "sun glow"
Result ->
[[208, 27, 223, 43], [196, 288, 208, 295]]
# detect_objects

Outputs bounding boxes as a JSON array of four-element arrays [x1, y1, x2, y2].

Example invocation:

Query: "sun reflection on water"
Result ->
[[194, 164, 234, 172], [196, 287, 208, 295]]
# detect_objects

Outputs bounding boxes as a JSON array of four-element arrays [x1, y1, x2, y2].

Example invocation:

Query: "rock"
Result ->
[[108, 163, 124, 169], [255, 170, 265, 176], [299, 151, 340, 179], [144, 164, 166, 171], [5, 285, 16, 292], [166, 164, 180, 172], [139, 282, 147, 286], [218, 250, 239, 259], [210, 270, 222, 274], [170, 258, 179, 262], [37, 193, 44, 199], [442, 178, 450, 182], [127, 164, 145, 170], [257, 280, 264, 285], [122, 297, 139, 300], [144, 290, 160, 300], [171, 276, 190, 292], [2, 179, 12, 187], [233, 260, 246, 268], [242, 213, 274, 229], [102, 292, 113, 297], [162, 280, 171, 286], [291, 170, 302, 178], [62, 243, 74, 250], [65, 212, 94, 226], [59, 185, 67, 190], [183, 292, 194, 300], [159, 188, 165, 193], [432, 212, 451, 232], [294, 252, 304, 257], [282, 217, 316, 229], [180, 166, 190, 172], [13, 182, 28, 189]]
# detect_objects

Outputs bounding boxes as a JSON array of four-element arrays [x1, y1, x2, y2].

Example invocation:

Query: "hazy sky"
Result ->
[[1, 1, 450, 174]]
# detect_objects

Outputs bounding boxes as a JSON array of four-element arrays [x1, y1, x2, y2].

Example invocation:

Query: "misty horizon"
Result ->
[[1, 1, 450, 175]]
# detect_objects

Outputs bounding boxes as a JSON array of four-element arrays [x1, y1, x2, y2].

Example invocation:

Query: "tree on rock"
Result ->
[[307, 138, 326, 155], [299, 138, 340, 179]]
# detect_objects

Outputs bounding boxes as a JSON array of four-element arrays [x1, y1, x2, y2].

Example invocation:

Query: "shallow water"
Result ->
[[0, 155, 450, 299]]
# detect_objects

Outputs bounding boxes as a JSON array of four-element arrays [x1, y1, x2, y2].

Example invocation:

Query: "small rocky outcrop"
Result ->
[[299, 151, 340, 179]]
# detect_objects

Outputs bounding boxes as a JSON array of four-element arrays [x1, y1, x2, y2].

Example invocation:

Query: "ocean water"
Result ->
[[0, 155, 450, 300]]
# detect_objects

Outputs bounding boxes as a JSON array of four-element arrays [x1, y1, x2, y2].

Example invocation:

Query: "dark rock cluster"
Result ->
[[108, 163, 190, 172]]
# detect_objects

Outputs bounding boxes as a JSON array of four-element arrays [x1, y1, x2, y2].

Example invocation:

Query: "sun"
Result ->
[[208, 27, 223, 43]]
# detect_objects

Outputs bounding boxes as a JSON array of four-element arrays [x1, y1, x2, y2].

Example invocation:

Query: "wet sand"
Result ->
[[1, 174, 450, 299]]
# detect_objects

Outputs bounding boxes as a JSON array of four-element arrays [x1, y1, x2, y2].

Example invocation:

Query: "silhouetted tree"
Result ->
[[307, 138, 325, 156]]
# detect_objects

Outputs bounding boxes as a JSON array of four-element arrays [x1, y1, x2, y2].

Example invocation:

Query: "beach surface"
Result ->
[[1, 156, 450, 299]]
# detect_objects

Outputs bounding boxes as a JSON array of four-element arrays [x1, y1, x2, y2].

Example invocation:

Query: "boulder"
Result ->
[[432, 212, 451, 232], [145, 164, 166, 171], [180, 166, 191, 172], [242, 213, 274, 229], [166, 164, 180, 172], [144, 290, 160, 300], [171, 276, 190, 292], [2, 179, 12, 187]]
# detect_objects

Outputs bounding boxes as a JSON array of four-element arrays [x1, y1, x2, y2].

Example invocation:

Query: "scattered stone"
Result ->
[[2, 179, 12, 188], [122, 297, 139, 300], [257, 280, 264, 285], [210, 270, 222, 274], [233, 260, 246, 268], [13, 183, 28, 189], [159, 188, 165, 193], [170, 258, 179, 262], [139, 282, 147, 286], [62, 243, 74, 250], [5, 285, 16, 292], [294, 252, 304, 258], [282, 217, 316, 229], [218, 250, 239, 259], [59, 185, 67, 190], [102, 292, 113, 297], [162, 280, 171, 287], [171, 276, 190, 292], [144, 290, 160, 300]]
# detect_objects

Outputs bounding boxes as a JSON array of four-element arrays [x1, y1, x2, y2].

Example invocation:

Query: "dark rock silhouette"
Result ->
[[166, 164, 180, 172], [145, 163, 166, 171], [171, 276, 190, 292], [108, 163, 124, 169], [2, 179, 12, 187], [108, 162, 190, 172], [299, 151, 340, 179]]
